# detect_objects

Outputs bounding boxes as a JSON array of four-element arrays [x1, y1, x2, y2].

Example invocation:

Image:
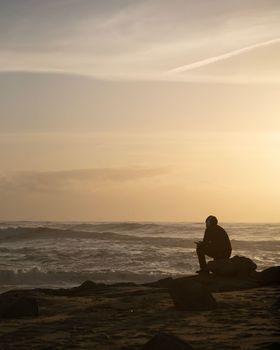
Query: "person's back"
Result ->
[[203, 224, 232, 259], [196, 215, 231, 274]]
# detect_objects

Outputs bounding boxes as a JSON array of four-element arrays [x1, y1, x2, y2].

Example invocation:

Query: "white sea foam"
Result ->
[[0, 222, 279, 292]]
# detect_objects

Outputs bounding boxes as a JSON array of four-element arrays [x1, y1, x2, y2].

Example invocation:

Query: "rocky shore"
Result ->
[[0, 265, 279, 350]]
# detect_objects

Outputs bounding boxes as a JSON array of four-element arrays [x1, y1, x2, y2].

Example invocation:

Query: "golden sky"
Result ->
[[0, 1, 279, 222]]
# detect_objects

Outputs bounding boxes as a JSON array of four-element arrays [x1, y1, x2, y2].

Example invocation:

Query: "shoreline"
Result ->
[[0, 269, 279, 349]]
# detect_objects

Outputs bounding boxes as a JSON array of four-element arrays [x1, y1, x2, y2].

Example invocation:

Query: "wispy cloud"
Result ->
[[0, 167, 167, 194], [167, 37, 280, 74], [0, 1, 279, 83]]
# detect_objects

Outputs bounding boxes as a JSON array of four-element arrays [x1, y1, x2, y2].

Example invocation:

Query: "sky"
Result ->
[[0, 0, 280, 222]]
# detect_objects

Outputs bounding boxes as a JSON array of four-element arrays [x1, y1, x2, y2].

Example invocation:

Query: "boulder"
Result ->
[[169, 279, 217, 311], [259, 266, 280, 285], [142, 332, 193, 350], [207, 255, 257, 277], [0, 294, 39, 318], [76, 280, 98, 291]]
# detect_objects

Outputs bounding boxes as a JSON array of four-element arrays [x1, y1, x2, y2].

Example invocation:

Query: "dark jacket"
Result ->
[[203, 225, 232, 259]]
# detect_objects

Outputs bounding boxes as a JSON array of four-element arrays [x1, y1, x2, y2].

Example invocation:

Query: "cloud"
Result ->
[[0, 0, 280, 83], [167, 37, 280, 74], [0, 167, 167, 194]]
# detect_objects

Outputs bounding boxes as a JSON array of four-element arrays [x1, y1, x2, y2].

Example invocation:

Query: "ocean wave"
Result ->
[[0, 227, 198, 247], [0, 227, 129, 241], [0, 227, 280, 251], [0, 222, 279, 294], [68, 222, 163, 232], [0, 221, 203, 237], [0, 268, 174, 288]]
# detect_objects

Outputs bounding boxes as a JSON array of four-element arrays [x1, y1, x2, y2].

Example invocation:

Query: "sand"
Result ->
[[0, 280, 279, 350]]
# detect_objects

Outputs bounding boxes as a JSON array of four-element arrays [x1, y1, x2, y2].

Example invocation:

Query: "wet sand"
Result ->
[[0, 280, 279, 349]]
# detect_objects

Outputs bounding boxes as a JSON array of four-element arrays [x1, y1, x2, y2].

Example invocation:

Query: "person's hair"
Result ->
[[205, 215, 218, 226]]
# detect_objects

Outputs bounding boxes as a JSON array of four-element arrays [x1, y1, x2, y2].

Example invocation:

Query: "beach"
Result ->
[[0, 222, 279, 349], [1, 1, 279, 348], [0, 273, 279, 349]]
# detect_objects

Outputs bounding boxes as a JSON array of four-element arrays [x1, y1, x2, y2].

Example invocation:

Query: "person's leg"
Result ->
[[196, 243, 208, 272], [212, 249, 232, 260]]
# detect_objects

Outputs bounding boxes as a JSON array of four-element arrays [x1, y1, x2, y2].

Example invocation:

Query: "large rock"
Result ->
[[169, 279, 217, 311], [259, 266, 280, 285], [207, 255, 257, 277], [0, 294, 39, 318], [142, 332, 193, 350]]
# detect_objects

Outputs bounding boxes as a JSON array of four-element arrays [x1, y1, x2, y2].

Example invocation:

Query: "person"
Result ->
[[196, 215, 231, 274]]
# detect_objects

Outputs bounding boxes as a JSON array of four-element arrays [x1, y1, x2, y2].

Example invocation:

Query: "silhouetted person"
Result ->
[[196, 215, 231, 274]]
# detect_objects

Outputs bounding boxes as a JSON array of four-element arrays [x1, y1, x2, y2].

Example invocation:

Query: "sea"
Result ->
[[0, 221, 279, 293]]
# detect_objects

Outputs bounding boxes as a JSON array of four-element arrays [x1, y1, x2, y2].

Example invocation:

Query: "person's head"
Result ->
[[205, 215, 218, 228]]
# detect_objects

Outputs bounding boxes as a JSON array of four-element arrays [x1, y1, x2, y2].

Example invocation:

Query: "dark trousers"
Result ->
[[196, 243, 231, 271]]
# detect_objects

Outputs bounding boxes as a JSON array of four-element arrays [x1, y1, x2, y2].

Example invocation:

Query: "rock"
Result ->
[[207, 255, 257, 277], [0, 294, 39, 318], [198, 274, 260, 293], [64, 280, 107, 296], [111, 282, 136, 287], [257, 342, 280, 350], [39, 280, 108, 297], [143, 277, 174, 288], [169, 279, 217, 311], [77, 280, 98, 290], [142, 332, 193, 350], [259, 266, 280, 285], [207, 258, 236, 276]]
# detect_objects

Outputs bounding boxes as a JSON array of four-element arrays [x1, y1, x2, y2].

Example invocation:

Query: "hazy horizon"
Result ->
[[1, 219, 280, 225], [1, 1, 279, 222]]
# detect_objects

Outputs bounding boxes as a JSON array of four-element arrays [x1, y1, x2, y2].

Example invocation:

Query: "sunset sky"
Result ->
[[0, 0, 280, 222]]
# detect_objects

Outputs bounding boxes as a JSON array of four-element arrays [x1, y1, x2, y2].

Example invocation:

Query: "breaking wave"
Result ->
[[0, 222, 279, 292], [0, 227, 279, 250]]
